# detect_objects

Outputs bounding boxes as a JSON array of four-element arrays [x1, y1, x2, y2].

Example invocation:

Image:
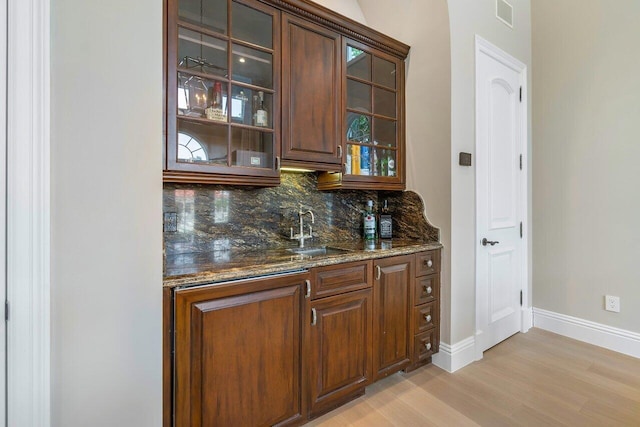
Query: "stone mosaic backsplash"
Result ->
[[163, 172, 439, 256]]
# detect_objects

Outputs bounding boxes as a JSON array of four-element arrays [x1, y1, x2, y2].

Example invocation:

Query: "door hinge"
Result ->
[[520, 290, 523, 306], [520, 221, 523, 238], [519, 86, 522, 102], [5, 301, 8, 321], [519, 154, 523, 170]]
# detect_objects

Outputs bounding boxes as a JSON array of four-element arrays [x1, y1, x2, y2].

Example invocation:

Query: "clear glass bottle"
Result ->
[[363, 200, 376, 240]]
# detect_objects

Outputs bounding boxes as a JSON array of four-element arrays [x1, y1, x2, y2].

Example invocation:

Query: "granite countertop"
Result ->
[[164, 239, 443, 288]]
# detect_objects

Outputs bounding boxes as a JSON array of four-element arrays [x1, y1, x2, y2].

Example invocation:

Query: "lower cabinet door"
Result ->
[[174, 274, 306, 427], [373, 255, 413, 379], [307, 288, 372, 418]]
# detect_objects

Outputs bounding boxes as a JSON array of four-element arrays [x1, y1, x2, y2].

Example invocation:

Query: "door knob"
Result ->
[[481, 238, 499, 246]]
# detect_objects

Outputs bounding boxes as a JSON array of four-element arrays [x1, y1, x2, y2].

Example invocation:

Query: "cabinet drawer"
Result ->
[[413, 302, 436, 334], [416, 250, 440, 277], [414, 274, 439, 306], [311, 260, 371, 299], [414, 330, 437, 362]]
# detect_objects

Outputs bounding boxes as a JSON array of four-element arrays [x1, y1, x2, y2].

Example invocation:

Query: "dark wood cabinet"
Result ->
[[306, 261, 372, 418], [317, 39, 406, 190], [306, 288, 372, 418], [164, 250, 441, 426], [407, 249, 441, 371], [164, 0, 409, 187], [281, 13, 342, 170], [372, 254, 413, 380], [165, 0, 282, 186], [172, 272, 307, 426]]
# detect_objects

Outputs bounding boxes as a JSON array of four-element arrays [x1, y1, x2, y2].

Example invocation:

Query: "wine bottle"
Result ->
[[255, 91, 268, 127]]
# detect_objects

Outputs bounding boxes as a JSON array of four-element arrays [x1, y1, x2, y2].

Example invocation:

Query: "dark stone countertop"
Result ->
[[164, 239, 443, 288]]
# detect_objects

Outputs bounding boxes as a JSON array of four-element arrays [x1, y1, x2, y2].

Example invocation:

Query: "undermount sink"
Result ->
[[287, 246, 350, 257]]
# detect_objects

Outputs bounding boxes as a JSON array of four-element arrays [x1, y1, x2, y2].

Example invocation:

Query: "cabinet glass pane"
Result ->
[[178, 27, 228, 78], [373, 117, 396, 148], [346, 113, 370, 143], [373, 56, 396, 89], [374, 87, 396, 118], [345, 143, 374, 176], [230, 86, 272, 128], [346, 46, 371, 81], [232, 44, 272, 89], [231, 1, 273, 49], [231, 128, 274, 168], [177, 72, 228, 122], [347, 79, 371, 113], [177, 120, 228, 165], [179, 0, 227, 35], [372, 147, 396, 177]]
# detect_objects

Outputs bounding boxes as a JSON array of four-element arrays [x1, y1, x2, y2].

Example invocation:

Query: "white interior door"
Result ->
[[475, 36, 526, 354]]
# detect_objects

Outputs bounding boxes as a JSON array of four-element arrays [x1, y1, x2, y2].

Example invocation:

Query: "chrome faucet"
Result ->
[[290, 205, 315, 248]]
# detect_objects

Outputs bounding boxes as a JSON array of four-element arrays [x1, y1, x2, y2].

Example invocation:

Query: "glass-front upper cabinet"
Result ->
[[318, 38, 405, 190], [165, 0, 280, 185]]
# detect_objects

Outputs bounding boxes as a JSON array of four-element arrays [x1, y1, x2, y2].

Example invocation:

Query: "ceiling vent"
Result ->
[[496, 0, 513, 28]]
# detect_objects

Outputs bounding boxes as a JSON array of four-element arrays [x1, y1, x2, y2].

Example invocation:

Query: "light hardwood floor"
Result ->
[[307, 328, 640, 426]]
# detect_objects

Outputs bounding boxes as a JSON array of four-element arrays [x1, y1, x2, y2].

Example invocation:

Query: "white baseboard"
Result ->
[[533, 307, 640, 359], [432, 335, 477, 372]]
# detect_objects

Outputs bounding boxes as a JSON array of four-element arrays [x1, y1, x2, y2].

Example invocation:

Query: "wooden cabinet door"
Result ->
[[307, 289, 372, 418], [174, 274, 306, 426], [164, 0, 281, 186], [281, 13, 341, 169], [373, 255, 413, 379]]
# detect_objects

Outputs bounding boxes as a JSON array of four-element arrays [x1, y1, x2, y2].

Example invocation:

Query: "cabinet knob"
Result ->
[[425, 342, 431, 351], [424, 314, 432, 323], [424, 259, 433, 268], [424, 285, 432, 295]]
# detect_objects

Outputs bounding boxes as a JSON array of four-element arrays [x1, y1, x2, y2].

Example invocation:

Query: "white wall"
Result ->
[[356, 0, 452, 344], [447, 0, 531, 344], [532, 0, 640, 333], [50, 0, 163, 425]]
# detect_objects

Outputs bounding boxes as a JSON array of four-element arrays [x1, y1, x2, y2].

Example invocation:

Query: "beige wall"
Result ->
[[532, 0, 640, 332], [51, 0, 163, 425], [447, 0, 532, 343], [314, 0, 366, 24], [357, 0, 452, 343]]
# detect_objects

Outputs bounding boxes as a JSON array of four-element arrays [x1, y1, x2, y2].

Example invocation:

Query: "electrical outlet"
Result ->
[[164, 212, 178, 233], [605, 295, 620, 313]]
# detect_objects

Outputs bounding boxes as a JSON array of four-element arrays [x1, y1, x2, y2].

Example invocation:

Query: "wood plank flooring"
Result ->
[[307, 328, 640, 426]]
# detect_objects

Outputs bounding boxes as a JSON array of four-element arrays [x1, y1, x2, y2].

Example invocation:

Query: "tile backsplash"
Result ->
[[163, 172, 439, 256]]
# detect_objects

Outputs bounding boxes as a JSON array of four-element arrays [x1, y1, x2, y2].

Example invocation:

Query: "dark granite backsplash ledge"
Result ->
[[163, 172, 439, 260]]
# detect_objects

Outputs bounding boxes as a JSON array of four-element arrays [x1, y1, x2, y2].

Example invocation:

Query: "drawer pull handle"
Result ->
[[337, 145, 343, 158], [376, 265, 381, 280], [305, 280, 311, 298], [425, 342, 431, 351], [424, 314, 432, 323], [424, 285, 432, 295], [311, 308, 317, 326], [424, 259, 433, 268]]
